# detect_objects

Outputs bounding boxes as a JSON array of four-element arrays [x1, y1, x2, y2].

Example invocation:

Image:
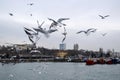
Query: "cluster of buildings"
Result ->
[[0, 43, 120, 63]]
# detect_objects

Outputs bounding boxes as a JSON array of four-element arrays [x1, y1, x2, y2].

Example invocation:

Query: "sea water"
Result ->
[[0, 62, 120, 80]]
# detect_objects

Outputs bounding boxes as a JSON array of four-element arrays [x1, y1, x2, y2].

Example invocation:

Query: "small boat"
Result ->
[[86, 59, 94, 65], [97, 58, 105, 64], [105, 58, 112, 64]]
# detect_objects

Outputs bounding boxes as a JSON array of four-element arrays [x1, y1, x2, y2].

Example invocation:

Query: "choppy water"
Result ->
[[0, 62, 120, 80]]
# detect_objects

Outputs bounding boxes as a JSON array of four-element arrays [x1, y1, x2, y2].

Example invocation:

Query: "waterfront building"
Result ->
[[14, 44, 33, 51]]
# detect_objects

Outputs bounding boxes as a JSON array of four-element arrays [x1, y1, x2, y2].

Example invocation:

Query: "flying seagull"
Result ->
[[33, 28, 57, 37], [76, 28, 97, 35], [62, 27, 67, 43], [47, 29, 58, 33], [90, 28, 97, 33], [33, 28, 49, 37], [99, 15, 110, 19], [24, 27, 33, 32], [30, 14, 32, 16], [28, 35, 34, 43], [24, 27, 38, 36], [101, 33, 107, 36], [9, 13, 13, 16], [48, 18, 70, 29], [27, 3, 34, 6]]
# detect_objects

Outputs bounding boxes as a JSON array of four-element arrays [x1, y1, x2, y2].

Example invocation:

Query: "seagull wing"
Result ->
[[37, 20, 45, 29], [99, 15, 104, 19], [48, 18, 58, 29], [24, 30, 32, 35], [104, 15, 109, 17], [9, 13, 13, 16], [86, 28, 92, 32], [57, 18, 70, 23], [33, 28, 49, 37], [62, 36, 66, 43], [39, 21, 45, 28], [48, 18, 56, 22], [76, 31, 85, 34], [33, 28, 45, 34], [24, 27, 33, 32], [28, 36, 34, 43], [102, 33, 107, 36], [90, 29, 97, 33], [48, 29, 58, 33], [64, 27, 66, 32]]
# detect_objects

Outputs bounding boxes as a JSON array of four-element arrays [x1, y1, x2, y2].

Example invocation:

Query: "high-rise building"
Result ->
[[99, 48, 104, 57], [73, 44, 79, 50], [59, 43, 66, 50], [99, 48, 103, 53]]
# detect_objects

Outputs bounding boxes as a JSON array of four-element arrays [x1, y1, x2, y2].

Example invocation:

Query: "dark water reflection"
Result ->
[[0, 62, 120, 80]]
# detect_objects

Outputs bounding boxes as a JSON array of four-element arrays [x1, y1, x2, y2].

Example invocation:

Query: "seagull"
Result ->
[[33, 28, 57, 37], [47, 29, 58, 33], [90, 28, 97, 33], [76, 28, 96, 35], [24, 27, 38, 35], [27, 3, 34, 6], [30, 14, 32, 16], [33, 28, 49, 37], [48, 18, 70, 29], [24, 29, 32, 35], [24, 27, 33, 32], [62, 27, 67, 43], [99, 15, 110, 19], [9, 13, 13, 16], [101, 33, 107, 36], [28, 35, 34, 43], [37, 20, 45, 29]]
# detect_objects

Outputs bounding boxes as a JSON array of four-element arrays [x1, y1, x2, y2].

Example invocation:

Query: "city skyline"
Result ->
[[0, 0, 120, 52]]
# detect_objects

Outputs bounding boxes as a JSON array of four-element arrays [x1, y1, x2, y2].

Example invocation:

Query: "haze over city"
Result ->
[[0, 0, 120, 52]]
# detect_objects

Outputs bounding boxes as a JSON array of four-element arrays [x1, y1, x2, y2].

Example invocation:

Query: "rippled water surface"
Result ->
[[0, 62, 120, 80]]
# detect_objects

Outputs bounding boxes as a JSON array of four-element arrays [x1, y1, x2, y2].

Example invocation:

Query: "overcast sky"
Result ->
[[0, 0, 120, 52]]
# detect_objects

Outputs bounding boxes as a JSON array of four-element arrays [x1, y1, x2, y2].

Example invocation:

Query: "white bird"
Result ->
[[77, 28, 97, 35], [30, 14, 32, 16], [48, 18, 70, 29], [24, 27, 38, 35], [27, 3, 34, 6], [62, 27, 67, 43], [33, 28, 57, 37], [9, 13, 13, 16], [33, 28, 48, 38], [99, 15, 110, 19], [37, 20, 45, 29], [101, 33, 107, 36]]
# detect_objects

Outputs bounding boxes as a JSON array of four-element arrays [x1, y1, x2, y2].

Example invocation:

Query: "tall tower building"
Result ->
[[59, 43, 66, 50], [99, 48, 104, 57], [73, 44, 79, 50]]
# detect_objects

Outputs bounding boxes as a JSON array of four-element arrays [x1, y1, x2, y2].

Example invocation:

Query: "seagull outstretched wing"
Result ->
[[57, 18, 70, 23]]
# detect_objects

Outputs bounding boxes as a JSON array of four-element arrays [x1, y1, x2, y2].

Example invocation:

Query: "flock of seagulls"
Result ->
[[24, 18, 69, 46], [22, 15, 108, 45], [8, 2, 110, 45]]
